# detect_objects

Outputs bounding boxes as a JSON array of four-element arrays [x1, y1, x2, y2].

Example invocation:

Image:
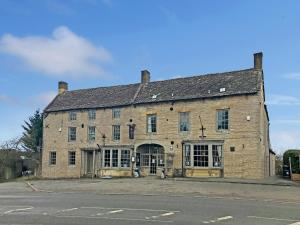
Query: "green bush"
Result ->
[[283, 149, 300, 174]]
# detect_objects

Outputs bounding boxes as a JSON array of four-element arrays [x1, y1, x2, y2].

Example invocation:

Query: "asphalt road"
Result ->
[[0, 189, 300, 225]]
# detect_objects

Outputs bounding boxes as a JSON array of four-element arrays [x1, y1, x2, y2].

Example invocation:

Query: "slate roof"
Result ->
[[44, 68, 262, 112]]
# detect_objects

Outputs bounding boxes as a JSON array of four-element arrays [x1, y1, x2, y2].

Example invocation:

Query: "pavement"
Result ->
[[0, 179, 300, 225], [174, 175, 299, 186], [23, 176, 300, 202]]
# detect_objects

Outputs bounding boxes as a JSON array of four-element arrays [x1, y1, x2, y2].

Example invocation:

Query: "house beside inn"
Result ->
[[42, 52, 275, 179]]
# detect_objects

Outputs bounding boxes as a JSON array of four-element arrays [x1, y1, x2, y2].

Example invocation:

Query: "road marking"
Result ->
[[217, 216, 233, 221], [59, 208, 78, 212], [81, 206, 180, 212], [107, 209, 123, 214], [201, 216, 233, 224], [3, 207, 34, 214], [54, 215, 173, 223], [247, 216, 299, 222], [289, 222, 300, 225], [161, 212, 175, 217]]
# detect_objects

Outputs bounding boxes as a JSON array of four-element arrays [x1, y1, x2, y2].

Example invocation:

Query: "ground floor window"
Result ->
[[184, 143, 223, 168], [102, 149, 131, 168], [68, 151, 76, 165], [49, 151, 56, 165]]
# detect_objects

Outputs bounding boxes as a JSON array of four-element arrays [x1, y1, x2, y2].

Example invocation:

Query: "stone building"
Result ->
[[42, 52, 274, 179]]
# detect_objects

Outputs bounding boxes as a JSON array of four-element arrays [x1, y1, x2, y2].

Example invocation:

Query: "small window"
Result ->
[[121, 150, 130, 168], [49, 151, 56, 165], [179, 112, 190, 132], [112, 149, 119, 167], [147, 114, 157, 133], [88, 110, 96, 120], [112, 108, 121, 119], [184, 145, 191, 166], [68, 151, 76, 165], [68, 127, 76, 141], [112, 125, 120, 141], [104, 149, 111, 167], [194, 145, 208, 167], [217, 109, 229, 130], [88, 126, 96, 141], [69, 111, 77, 121]]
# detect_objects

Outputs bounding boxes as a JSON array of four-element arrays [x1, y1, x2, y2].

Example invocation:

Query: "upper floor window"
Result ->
[[88, 110, 96, 120], [88, 126, 96, 141], [69, 111, 77, 121], [68, 127, 76, 141], [147, 114, 157, 133], [68, 151, 76, 165], [49, 151, 56, 165], [179, 112, 190, 132], [112, 108, 121, 119], [112, 125, 120, 141], [217, 109, 229, 130]]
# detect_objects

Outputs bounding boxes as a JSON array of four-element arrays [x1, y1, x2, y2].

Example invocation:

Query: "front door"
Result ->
[[86, 151, 93, 174], [150, 154, 157, 175]]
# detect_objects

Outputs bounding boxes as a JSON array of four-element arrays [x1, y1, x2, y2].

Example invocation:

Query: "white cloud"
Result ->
[[267, 94, 300, 105], [24, 91, 57, 109], [271, 131, 300, 154], [0, 94, 18, 105], [0, 26, 112, 78], [272, 119, 300, 125], [283, 72, 300, 80]]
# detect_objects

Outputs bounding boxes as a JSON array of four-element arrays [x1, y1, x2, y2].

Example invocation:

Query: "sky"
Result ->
[[0, 0, 300, 154]]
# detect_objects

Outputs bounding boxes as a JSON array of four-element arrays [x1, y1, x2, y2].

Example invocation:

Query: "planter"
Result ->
[[291, 173, 300, 181]]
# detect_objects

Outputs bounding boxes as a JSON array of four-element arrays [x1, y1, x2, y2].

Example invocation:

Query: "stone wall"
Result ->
[[42, 89, 269, 179]]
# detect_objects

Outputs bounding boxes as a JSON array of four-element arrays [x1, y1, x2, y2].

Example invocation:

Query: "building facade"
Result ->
[[42, 52, 273, 179]]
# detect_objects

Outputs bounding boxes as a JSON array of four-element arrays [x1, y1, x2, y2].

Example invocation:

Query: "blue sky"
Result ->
[[0, 0, 300, 153]]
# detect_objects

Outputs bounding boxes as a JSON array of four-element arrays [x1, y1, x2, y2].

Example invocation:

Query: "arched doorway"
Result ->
[[136, 144, 165, 175]]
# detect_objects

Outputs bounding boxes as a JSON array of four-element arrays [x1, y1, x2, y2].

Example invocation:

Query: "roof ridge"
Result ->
[[148, 68, 255, 84]]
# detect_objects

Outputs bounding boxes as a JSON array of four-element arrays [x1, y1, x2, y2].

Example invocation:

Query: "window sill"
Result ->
[[186, 167, 222, 170], [100, 167, 131, 170], [216, 129, 230, 134]]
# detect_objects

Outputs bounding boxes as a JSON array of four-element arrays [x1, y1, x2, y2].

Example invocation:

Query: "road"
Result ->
[[0, 188, 300, 225]]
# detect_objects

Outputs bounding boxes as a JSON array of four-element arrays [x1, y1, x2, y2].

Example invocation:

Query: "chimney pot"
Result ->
[[141, 70, 150, 84], [254, 52, 263, 70], [58, 81, 68, 94]]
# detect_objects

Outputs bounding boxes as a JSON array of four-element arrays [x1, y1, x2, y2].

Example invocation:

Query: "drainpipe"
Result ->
[[181, 142, 184, 177], [92, 150, 95, 179]]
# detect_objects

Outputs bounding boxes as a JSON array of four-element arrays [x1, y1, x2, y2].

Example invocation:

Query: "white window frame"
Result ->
[[102, 149, 131, 169], [49, 151, 56, 165], [68, 151, 76, 166], [183, 143, 223, 168], [147, 114, 157, 133], [88, 109, 96, 120], [112, 108, 121, 119], [112, 125, 120, 141], [217, 109, 229, 131], [179, 112, 190, 132], [68, 127, 76, 142], [88, 126, 96, 141], [69, 111, 77, 121]]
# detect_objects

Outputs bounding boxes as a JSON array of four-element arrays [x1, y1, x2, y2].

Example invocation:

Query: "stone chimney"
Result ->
[[58, 81, 68, 94], [141, 70, 150, 84], [254, 52, 263, 70]]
